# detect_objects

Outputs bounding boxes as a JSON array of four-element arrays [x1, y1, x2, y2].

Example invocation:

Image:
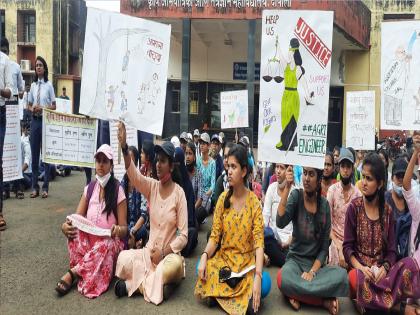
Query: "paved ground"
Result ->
[[0, 171, 356, 314]]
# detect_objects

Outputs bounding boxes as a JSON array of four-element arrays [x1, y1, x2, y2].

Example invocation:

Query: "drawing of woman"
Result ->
[[275, 38, 314, 152]]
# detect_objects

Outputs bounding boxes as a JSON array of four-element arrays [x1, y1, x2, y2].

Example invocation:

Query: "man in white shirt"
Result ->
[[263, 163, 294, 266], [0, 38, 23, 98], [0, 37, 13, 231]]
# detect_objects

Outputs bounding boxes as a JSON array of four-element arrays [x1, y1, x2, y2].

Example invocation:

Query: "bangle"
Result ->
[[202, 252, 209, 259], [122, 144, 128, 156], [309, 269, 316, 277], [383, 262, 390, 272]]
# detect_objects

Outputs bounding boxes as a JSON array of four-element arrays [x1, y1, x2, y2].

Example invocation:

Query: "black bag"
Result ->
[[219, 266, 244, 289]]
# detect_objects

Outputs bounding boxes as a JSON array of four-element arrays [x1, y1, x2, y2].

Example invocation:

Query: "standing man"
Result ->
[[0, 38, 13, 231], [326, 148, 361, 267], [59, 87, 69, 100], [1, 38, 23, 100]]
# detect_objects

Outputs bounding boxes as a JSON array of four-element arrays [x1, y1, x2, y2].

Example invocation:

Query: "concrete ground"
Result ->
[[0, 171, 356, 314]]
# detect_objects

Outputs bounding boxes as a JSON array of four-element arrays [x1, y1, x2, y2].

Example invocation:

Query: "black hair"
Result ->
[[223, 142, 235, 156], [363, 152, 388, 252], [0, 37, 9, 53], [34, 56, 49, 82], [154, 151, 182, 186], [377, 148, 390, 188], [333, 146, 340, 155], [325, 151, 334, 166], [101, 160, 119, 220], [224, 144, 249, 209], [142, 140, 155, 163], [290, 38, 305, 79], [122, 146, 139, 198]]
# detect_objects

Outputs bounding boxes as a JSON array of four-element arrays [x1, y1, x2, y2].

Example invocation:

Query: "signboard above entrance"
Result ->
[[145, 0, 292, 9], [233, 62, 260, 80]]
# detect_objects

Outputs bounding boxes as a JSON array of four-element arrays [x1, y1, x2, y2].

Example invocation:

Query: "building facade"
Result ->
[[121, 0, 371, 148], [0, 0, 87, 113]]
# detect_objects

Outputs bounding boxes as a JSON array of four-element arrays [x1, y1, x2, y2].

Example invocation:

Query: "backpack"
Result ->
[[395, 211, 412, 260]]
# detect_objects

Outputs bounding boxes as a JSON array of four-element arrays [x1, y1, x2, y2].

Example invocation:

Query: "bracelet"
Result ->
[[121, 143, 129, 156], [309, 269, 317, 277], [202, 252, 209, 259]]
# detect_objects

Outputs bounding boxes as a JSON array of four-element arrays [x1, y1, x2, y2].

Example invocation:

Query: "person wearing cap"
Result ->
[[326, 148, 361, 268], [179, 132, 189, 153], [56, 144, 127, 298], [196, 132, 216, 222], [336, 147, 361, 185], [171, 136, 180, 148], [114, 122, 188, 304], [193, 129, 200, 156], [211, 134, 223, 180], [386, 157, 411, 261]]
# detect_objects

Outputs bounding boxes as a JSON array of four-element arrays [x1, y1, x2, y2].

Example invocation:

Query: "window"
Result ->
[[172, 90, 180, 113], [0, 11, 5, 39], [18, 11, 36, 43], [189, 91, 199, 114]]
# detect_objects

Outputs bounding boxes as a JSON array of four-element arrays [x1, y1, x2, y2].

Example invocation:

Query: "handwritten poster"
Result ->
[[381, 21, 420, 130], [79, 7, 171, 136], [56, 98, 72, 114], [346, 91, 375, 150], [220, 90, 249, 129], [109, 122, 137, 181], [258, 10, 333, 169], [3, 105, 22, 182], [42, 109, 98, 168]]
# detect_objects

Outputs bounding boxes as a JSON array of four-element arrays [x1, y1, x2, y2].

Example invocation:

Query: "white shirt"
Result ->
[[28, 79, 56, 107], [263, 181, 294, 244], [0, 51, 13, 106], [9, 60, 23, 95], [21, 135, 32, 174]]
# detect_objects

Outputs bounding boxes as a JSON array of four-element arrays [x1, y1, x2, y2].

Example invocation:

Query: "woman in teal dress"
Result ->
[[276, 165, 348, 315], [275, 38, 314, 152]]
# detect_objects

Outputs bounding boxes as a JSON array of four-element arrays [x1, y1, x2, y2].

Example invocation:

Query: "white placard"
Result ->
[[109, 122, 137, 181], [220, 90, 249, 129], [42, 109, 98, 168], [67, 214, 111, 237], [56, 98, 72, 114], [258, 10, 333, 169], [3, 105, 22, 182], [346, 91, 375, 150], [381, 21, 420, 130], [79, 7, 171, 136]]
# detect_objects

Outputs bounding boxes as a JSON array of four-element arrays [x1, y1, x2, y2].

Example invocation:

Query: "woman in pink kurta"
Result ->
[[115, 123, 188, 305], [56, 144, 128, 298]]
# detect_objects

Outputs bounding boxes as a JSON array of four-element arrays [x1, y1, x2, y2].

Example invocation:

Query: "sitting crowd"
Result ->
[[55, 123, 420, 315]]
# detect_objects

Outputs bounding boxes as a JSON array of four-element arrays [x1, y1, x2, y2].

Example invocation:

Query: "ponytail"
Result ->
[[102, 171, 119, 220], [378, 185, 388, 252], [224, 186, 234, 209]]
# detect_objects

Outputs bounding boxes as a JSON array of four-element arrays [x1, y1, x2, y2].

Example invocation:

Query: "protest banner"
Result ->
[[258, 10, 333, 169], [346, 91, 375, 150], [110, 121, 137, 181], [79, 7, 171, 136], [381, 21, 420, 130], [3, 104, 22, 182], [42, 109, 98, 168], [220, 90, 249, 129]]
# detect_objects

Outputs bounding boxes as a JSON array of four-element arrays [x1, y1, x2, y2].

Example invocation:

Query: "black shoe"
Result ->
[[114, 279, 128, 298], [3, 191, 10, 200], [163, 283, 176, 300]]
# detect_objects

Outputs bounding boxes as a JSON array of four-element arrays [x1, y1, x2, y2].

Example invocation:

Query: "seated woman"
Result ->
[[276, 166, 348, 315], [195, 144, 265, 315], [121, 146, 149, 249], [56, 144, 127, 298], [343, 152, 420, 314], [114, 122, 188, 305], [174, 147, 198, 257]]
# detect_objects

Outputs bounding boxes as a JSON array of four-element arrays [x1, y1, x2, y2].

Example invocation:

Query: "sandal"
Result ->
[[288, 297, 301, 311], [30, 191, 39, 198], [41, 191, 48, 199], [0, 215, 6, 231], [16, 191, 24, 199], [323, 298, 339, 315], [55, 269, 77, 296]]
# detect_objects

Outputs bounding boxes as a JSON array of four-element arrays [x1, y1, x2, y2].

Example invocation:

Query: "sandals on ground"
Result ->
[[30, 191, 39, 198], [0, 216, 6, 231], [16, 191, 24, 199], [55, 269, 77, 296], [41, 191, 48, 199]]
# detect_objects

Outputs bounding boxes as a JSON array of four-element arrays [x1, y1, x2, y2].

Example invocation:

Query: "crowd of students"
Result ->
[[53, 119, 420, 315]]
